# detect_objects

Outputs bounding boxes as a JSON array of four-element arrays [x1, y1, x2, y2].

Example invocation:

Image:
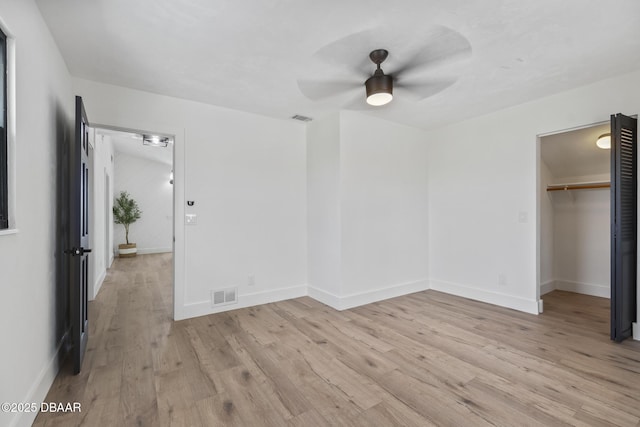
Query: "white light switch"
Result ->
[[518, 211, 528, 223], [185, 214, 197, 225]]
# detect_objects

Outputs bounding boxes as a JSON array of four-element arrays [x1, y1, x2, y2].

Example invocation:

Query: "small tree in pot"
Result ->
[[113, 191, 142, 258]]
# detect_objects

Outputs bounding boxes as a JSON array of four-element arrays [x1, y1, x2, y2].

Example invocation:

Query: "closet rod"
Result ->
[[546, 182, 610, 192]]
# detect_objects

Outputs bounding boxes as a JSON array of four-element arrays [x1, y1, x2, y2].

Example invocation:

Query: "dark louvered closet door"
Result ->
[[611, 113, 637, 342]]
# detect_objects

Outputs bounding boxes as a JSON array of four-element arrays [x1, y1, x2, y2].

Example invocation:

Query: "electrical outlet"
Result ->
[[248, 275, 255, 286]]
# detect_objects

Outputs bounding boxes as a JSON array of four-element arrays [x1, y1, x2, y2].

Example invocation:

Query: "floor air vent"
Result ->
[[211, 287, 238, 307]]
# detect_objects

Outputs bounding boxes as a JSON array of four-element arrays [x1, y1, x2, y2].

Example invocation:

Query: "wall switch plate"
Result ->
[[185, 214, 197, 225], [518, 211, 528, 223]]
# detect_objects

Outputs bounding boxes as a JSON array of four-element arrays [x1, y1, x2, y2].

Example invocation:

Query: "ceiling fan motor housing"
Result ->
[[365, 70, 393, 106]]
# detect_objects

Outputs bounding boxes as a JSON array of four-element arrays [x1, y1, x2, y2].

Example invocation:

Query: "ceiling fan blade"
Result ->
[[395, 78, 458, 101], [390, 25, 471, 77], [313, 28, 381, 78], [297, 79, 362, 101], [343, 93, 374, 111]]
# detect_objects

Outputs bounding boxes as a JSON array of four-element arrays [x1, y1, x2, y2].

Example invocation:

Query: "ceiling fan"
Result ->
[[297, 25, 472, 108]]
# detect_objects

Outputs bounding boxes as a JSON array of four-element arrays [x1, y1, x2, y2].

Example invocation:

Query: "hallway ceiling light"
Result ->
[[143, 134, 170, 147], [596, 133, 611, 149]]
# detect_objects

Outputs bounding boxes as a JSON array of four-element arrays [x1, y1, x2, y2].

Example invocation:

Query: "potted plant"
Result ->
[[113, 191, 142, 258]]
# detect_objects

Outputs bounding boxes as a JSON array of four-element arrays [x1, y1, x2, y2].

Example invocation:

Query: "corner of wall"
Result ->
[[11, 332, 68, 427]]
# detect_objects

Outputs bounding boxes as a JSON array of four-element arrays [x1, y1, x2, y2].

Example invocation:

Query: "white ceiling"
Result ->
[[97, 128, 173, 166], [540, 123, 610, 181], [36, 0, 640, 130]]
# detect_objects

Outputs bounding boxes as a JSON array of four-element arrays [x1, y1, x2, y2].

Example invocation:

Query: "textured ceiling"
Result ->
[[36, 0, 640, 130]]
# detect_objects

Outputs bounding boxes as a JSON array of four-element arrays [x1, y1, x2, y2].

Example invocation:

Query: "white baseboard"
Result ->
[[137, 247, 173, 255], [9, 332, 67, 427], [115, 247, 172, 256], [309, 279, 429, 311], [177, 284, 308, 320], [633, 323, 639, 341], [429, 279, 539, 315], [91, 268, 107, 301], [307, 286, 342, 309], [555, 279, 610, 299], [540, 280, 556, 296]]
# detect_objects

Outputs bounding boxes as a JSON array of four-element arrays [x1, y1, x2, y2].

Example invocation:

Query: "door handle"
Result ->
[[64, 247, 92, 256]]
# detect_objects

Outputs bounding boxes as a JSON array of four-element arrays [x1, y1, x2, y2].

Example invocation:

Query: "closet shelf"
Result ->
[[546, 181, 610, 192]]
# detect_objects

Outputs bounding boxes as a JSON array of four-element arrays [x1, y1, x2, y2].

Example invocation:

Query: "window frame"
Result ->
[[0, 26, 7, 230]]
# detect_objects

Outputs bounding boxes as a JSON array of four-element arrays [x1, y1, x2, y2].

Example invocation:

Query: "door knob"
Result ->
[[64, 247, 92, 256]]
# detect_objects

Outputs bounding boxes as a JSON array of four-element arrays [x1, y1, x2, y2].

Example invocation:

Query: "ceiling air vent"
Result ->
[[291, 114, 313, 122]]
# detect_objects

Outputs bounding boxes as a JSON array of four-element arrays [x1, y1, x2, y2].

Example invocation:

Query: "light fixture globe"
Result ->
[[596, 133, 611, 150], [365, 72, 393, 106]]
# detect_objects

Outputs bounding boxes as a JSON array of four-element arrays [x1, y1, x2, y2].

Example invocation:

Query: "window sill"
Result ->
[[0, 228, 19, 236]]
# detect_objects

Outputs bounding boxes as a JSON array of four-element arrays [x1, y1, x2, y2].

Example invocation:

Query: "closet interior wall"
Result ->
[[540, 125, 611, 299]]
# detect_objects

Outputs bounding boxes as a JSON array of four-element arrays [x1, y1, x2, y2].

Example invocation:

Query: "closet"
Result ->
[[540, 123, 611, 299]]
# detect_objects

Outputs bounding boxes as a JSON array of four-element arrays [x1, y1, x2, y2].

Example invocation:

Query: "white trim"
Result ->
[[310, 280, 429, 311], [9, 333, 67, 427], [114, 247, 171, 255], [633, 323, 639, 341], [177, 284, 307, 320], [538, 299, 544, 313], [430, 279, 539, 315], [91, 268, 107, 300], [136, 247, 172, 255], [0, 228, 18, 236], [308, 286, 342, 309], [540, 280, 556, 295], [555, 279, 610, 299]]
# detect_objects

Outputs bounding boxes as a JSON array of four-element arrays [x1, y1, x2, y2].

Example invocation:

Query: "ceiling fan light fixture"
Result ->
[[596, 133, 611, 150], [142, 134, 170, 147], [365, 74, 393, 106]]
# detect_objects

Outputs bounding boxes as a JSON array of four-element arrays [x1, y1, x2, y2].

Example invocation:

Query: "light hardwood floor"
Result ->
[[35, 253, 640, 426]]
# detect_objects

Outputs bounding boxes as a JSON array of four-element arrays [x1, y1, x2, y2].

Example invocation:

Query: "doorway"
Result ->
[[539, 122, 611, 299], [538, 122, 611, 325], [88, 125, 175, 315]]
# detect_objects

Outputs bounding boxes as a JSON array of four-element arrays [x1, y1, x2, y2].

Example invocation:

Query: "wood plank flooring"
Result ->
[[34, 254, 640, 426]]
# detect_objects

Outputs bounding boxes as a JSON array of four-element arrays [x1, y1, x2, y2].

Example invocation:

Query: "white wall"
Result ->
[[307, 111, 430, 309], [540, 155, 610, 298], [427, 69, 640, 315], [552, 184, 610, 297], [72, 78, 308, 320], [0, 2, 73, 427], [113, 151, 172, 255], [90, 132, 114, 299], [340, 112, 430, 303]]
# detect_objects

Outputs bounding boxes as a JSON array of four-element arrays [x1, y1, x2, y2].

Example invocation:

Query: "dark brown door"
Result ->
[[68, 96, 91, 373], [610, 113, 637, 342]]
